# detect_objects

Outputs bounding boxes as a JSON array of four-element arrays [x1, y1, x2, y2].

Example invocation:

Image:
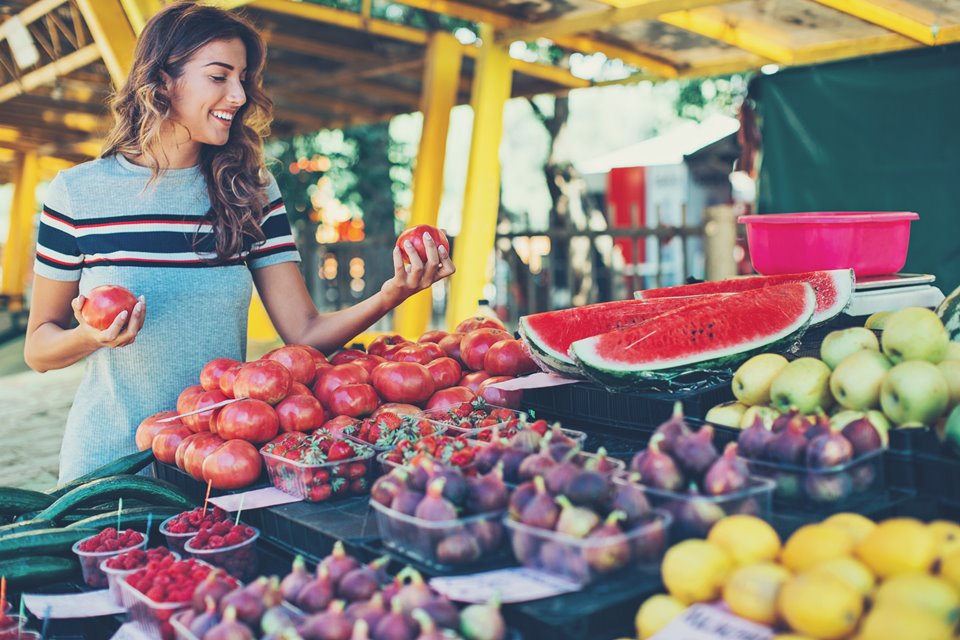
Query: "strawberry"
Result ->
[[327, 440, 355, 461]]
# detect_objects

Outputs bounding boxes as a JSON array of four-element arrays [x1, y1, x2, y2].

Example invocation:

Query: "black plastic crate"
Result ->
[[885, 450, 917, 491], [152, 461, 270, 504], [915, 451, 960, 500], [887, 425, 942, 456], [770, 488, 930, 538]]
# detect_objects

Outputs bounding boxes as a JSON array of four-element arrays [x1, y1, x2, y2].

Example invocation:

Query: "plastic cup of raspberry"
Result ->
[[72, 528, 148, 589], [184, 522, 260, 582], [100, 546, 179, 606]]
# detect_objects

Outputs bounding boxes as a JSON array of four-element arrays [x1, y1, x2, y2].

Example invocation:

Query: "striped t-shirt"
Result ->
[[34, 153, 301, 483]]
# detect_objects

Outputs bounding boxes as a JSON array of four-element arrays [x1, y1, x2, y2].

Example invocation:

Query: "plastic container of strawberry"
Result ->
[[414, 401, 533, 436], [184, 524, 260, 582], [72, 528, 147, 589], [260, 436, 375, 503], [100, 547, 179, 606], [159, 507, 232, 555], [376, 433, 481, 475], [347, 412, 446, 453]]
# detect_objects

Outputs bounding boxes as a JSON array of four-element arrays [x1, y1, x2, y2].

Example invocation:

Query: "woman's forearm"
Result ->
[[24, 322, 100, 373], [299, 290, 402, 354]]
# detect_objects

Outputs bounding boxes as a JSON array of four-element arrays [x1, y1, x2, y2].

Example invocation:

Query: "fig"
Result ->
[[841, 417, 884, 456], [280, 555, 313, 603], [338, 558, 389, 603], [371, 469, 409, 507], [469, 518, 503, 552], [418, 598, 460, 630], [205, 606, 254, 640], [473, 436, 505, 474], [192, 569, 237, 611], [414, 478, 458, 521], [544, 452, 580, 495], [702, 443, 750, 496], [673, 483, 726, 538], [498, 448, 529, 484], [547, 432, 578, 462], [261, 604, 304, 636], [390, 488, 425, 517], [407, 459, 434, 493], [564, 470, 611, 512], [219, 585, 265, 627], [582, 511, 631, 574], [392, 568, 433, 614], [804, 472, 853, 503], [346, 593, 388, 630], [850, 463, 877, 492], [459, 595, 507, 640], [299, 600, 353, 640], [352, 620, 372, 640], [374, 598, 418, 640], [771, 406, 805, 433], [508, 481, 537, 520], [518, 451, 556, 482], [436, 532, 482, 565], [466, 465, 509, 514], [539, 539, 589, 580], [806, 432, 854, 468], [554, 495, 600, 538], [630, 514, 667, 562], [803, 412, 832, 441], [296, 567, 336, 614], [510, 529, 542, 564], [510, 429, 542, 453], [764, 417, 809, 465], [189, 597, 220, 638], [737, 415, 776, 460], [609, 475, 651, 527], [411, 609, 447, 640], [319, 541, 360, 584], [652, 401, 692, 454], [520, 476, 560, 530], [673, 424, 719, 480], [630, 435, 684, 491], [584, 447, 619, 474], [547, 422, 577, 446]]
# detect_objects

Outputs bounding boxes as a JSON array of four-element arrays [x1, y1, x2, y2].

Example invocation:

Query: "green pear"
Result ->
[[880, 361, 949, 426], [944, 342, 960, 361], [864, 311, 892, 330], [820, 328, 880, 369], [938, 360, 960, 412], [865, 410, 892, 445], [738, 404, 780, 430], [881, 307, 949, 364], [829, 350, 892, 410], [732, 353, 789, 406], [770, 357, 834, 414], [705, 401, 749, 428]]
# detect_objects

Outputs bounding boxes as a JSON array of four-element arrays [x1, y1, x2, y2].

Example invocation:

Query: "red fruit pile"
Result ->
[[262, 430, 372, 503], [353, 413, 437, 450], [104, 546, 174, 571], [126, 557, 217, 604], [78, 527, 144, 553], [187, 521, 259, 580], [384, 434, 479, 470], [429, 400, 526, 437], [163, 506, 230, 534], [189, 521, 255, 550]]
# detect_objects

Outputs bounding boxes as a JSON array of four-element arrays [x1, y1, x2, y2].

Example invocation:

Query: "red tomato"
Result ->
[[200, 358, 241, 392], [276, 394, 326, 432], [388, 345, 432, 365], [419, 342, 445, 362], [177, 384, 205, 415], [455, 315, 506, 334], [183, 389, 229, 433], [330, 348, 368, 365], [209, 407, 222, 435], [438, 333, 465, 363], [396, 224, 450, 264], [218, 364, 244, 398], [418, 330, 449, 344], [426, 386, 477, 412], [288, 381, 313, 397], [483, 339, 539, 376], [478, 376, 523, 409], [321, 415, 362, 437], [80, 285, 138, 331], [313, 363, 369, 406], [350, 355, 386, 375], [460, 370, 492, 394], [183, 433, 226, 480], [294, 343, 329, 371], [460, 328, 512, 371], [135, 410, 179, 451], [367, 334, 407, 358], [371, 403, 421, 419], [233, 360, 292, 405], [327, 383, 380, 418], [202, 440, 262, 490], [370, 361, 435, 404], [217, 399, 280, 443], [265, 346, 317, 386], [152, 425, 192, 465], [426, 357, 462, 390]]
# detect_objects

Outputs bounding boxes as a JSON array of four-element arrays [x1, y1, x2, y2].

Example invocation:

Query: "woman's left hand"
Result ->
[[381, 231, 456, 306]]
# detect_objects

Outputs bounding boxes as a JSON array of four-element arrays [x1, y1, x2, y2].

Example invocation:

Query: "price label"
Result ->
[[429, 567, 581, 603], [652, 604, 774, 640]]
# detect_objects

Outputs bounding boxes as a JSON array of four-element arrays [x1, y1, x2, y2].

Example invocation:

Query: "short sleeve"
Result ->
[[246, 172, 302, 270], [33, 172, 83, 281]]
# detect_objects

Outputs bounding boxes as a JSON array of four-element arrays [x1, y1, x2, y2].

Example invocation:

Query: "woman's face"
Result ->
[[165, 37, 248, 150]]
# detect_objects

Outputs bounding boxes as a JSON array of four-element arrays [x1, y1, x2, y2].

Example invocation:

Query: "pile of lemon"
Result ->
[[635, 514, 960, 639]]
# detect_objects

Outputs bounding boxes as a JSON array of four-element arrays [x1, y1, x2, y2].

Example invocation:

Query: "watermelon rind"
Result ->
[[518, 320, 582, 376], [572, 284, 816, 388], [937, 284, 960, 342]]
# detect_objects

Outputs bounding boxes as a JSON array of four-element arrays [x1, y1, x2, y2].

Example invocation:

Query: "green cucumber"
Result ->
[[35, 475, 194, 523], [0, 556, 79, 588], [65, 506, 182, 531], [0, 487, 56, 516], [0, 528, 98, 559], [0, 519, 55, 538], [47, 449, 156, 499]]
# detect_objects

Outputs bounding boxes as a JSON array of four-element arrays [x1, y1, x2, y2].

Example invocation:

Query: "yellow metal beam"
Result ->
[[119, 0, 163, 36], [394, 31, 463, 338], [659, 8, 789, 64], [76, 0, 138, 86], [0, 44, 101, 104], [551, 35, 679, 78], [251, 0, 428, 45], [1, 150, 39, 303], [446, 24, 512, 330], [392, 0, 518, 30], [0, 0, 70, 45], [809, 0, 940, 46]]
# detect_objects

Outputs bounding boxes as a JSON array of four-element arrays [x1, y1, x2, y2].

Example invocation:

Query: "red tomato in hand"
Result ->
[[136, 410, 179, 451], [266, 346, 317, 386], [80, 285, 138, 331], [460, 328, 512, 371], [460, 370, 492, 394], [438, 333, 465, 363], [426, 357, 462, 390], [152, 425, 192, 464], [371, 361, 435, 404], [202, 440, 262, 490], [483, 339, 539, 376], [330, 348, 368, 365], [313, 363, 369, 406], [388, 345, 432, 365], [233, 360, 292, 405], [419, 330, 449, 344], [396, 224, 450, 264], [455, 315, 505, 334], [200, 358, 241, 392], [177, 384, 205, 415], [217, 399, 280, 443], [276, 394, 326, 432], [327, 383, 380, 418], [478, 376, 523, 409], [183, 389, 228, 433], [367, 334, 407, 358], [426, 386, 477, 412], [218, 364, 244, 398]]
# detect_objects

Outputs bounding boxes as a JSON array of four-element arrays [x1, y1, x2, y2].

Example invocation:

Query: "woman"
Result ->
[[23, 2, 454, 483]]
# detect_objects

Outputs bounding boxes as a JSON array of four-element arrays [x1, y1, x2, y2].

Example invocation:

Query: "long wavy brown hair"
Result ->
[[100, 1, 273, 262]]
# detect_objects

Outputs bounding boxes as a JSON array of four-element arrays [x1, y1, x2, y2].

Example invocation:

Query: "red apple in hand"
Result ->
[[396, 224, 450, 264], [80, 285, 138, 331]]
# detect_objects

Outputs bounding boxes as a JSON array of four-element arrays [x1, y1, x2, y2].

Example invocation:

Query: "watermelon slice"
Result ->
[[635, 269, 854, 325], [572, 282, 816, 386], [518, 295, 726, 376], [936, 283, 960, 342]]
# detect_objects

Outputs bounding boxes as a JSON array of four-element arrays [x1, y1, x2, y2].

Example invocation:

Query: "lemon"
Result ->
[[807, 556, 875, 597], [781, 524, 855, 573], [873, 573, 960, 627], [929, 519, 960, 563], [722, 562, 791, 625], [634, 594, 686, 639], [855, 605, 953, 640], [822, 512, 875, 544], [855, 517, 936, 578], [707, 515, 781, 565], [661, 539, 733, 604], [777, 573, 863, 640]]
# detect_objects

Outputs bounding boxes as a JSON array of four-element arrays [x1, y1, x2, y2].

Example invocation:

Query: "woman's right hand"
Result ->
[[71, 294, 147, 349]]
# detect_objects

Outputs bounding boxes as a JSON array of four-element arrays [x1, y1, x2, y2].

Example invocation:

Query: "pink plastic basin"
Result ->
[[738, 211, 918, 277]]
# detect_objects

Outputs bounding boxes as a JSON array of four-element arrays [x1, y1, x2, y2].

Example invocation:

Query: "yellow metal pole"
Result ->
[[75, 0, 138, 87], [394, 31, 463, 339], [445, 24, 512, 330], [1, 150, 40, 307]]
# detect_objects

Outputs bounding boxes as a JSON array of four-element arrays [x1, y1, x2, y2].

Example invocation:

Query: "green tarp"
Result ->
[[756, 44, 960, 291]]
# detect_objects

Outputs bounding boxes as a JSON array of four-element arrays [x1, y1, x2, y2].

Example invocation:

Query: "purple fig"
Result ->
[[510, 529, 542, 564], [554, 495, 600, 538], [319, 541, 360, 584], [544, 457, 580, 495], [473, 438, 505, 474], [673, 424, 719, 480], [465, 464, 509, 514], [436, 532, 482, 565], [510, 429, 542, 453], [584, 447, 619, 474], [702, 443, 749, 496], [414, 478, 458, 521], [806, 433, 854, 468], [772, 407, 804, 433], [539, 539, 589, 580], [219, 585, 265, 627], [610, 475, 651, 527], [564, 470, 611, 511], [205, 606, 253, 640], [630, 435, 684, 491], [764, 417, 809, 465], [392, 568, 433, 615], [300, 600, 353, 640], [804, 473, 853, 503], [653, 401, 692, 455], [430, 466, 468, 506], [189, 597, 220, 637], [296, 567, 335, 614], [520, 476, 560, 530], [547, 422, 576, 446], [459, 595, 507, 640], [804, 412, 832, 441], [518, 450, 556, 482], [374, 598, 418, 640], [737, 415, 776, 459], [412, 609, 447, 640], [417, 598, 460, 630], [261, 604, 304, 635], [508, 481, 537, 520], [280, 555, 312, 603], [352, 620, 372, 640], [674, 483, 726, 538], [498, 448, 529, 484], [371, 469, 409, 507], [583, 511, 631, 574], [346, 593, 388, 630], [841, 418, 884, 456], [192, 570, 236, 613], [338, 557, 389, 603], [468, 518, 504, 552], [390, 488, 425, 517], [407, 459, 434, 492]]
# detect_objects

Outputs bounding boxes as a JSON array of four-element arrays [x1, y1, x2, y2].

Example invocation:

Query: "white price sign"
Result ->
[[652, 604, 774, 640]]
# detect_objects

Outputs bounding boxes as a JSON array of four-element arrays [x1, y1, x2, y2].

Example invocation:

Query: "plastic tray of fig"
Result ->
[[621, 475, 775, 541], [503, 509, 672, 587], [739, 447, 886, 513], [170, 601, 305, 640], [369, 499, 508, 572]]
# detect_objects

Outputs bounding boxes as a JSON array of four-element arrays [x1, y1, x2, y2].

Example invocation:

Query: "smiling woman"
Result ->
[[22, 1, 455, 483]]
